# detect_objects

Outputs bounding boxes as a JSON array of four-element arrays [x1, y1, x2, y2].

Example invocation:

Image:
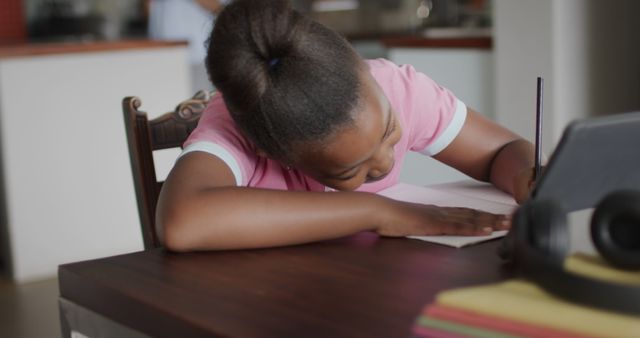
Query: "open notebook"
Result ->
[[377, 181, 517, 248]]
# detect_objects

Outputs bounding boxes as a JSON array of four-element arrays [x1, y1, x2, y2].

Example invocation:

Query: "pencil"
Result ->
[[534, 77, 544, 181]]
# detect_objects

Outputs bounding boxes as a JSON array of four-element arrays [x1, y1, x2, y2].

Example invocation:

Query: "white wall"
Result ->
[[552, 0, 590, 140], [0, 46, 190, 282], [389, 48, 495, 118], [551, 0, 640, 140], [494, 0, 640, 153], [494, 0, 555, 151]]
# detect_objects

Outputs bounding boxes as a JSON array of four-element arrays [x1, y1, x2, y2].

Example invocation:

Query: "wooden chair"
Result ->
[[123, 90, 213, 249]]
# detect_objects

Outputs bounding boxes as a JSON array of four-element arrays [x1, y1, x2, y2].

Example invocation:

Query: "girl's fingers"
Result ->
[[434, 207, 511, 234]]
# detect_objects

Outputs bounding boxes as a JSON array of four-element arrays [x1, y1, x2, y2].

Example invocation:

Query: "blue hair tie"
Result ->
[[269, 58, 280, 68]]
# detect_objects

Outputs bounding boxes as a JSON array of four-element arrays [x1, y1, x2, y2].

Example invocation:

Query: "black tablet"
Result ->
[[532, 111, 640, 211]]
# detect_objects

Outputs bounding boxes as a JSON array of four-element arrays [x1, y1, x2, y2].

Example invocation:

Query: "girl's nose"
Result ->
[[367, 148, 394, 181]]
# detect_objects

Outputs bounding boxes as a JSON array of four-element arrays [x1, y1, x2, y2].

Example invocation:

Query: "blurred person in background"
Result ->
[[147, 0, 230, 92]]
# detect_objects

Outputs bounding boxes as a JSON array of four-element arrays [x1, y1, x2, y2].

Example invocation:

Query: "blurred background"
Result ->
[[18, 0, 489, 41], [0, 0, 639, 336]]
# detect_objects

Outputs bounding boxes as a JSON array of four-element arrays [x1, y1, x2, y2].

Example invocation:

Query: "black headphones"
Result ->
[[498, 190, 640, 315]]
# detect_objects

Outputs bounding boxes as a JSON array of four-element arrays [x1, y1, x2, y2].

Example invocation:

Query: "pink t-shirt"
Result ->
[[182, 58, 467, 193]]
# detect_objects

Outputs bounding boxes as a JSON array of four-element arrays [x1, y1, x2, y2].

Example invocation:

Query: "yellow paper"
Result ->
[[565, 253, 640, 286], [436, 279, 640, 337]]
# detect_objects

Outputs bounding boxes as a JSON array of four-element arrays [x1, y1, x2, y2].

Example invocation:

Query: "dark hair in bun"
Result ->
[[206, 0, 363, 162]]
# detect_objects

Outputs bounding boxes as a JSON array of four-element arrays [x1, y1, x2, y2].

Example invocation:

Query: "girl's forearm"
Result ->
[[157, 187, 388, 251], [489, 138, 536, 196]]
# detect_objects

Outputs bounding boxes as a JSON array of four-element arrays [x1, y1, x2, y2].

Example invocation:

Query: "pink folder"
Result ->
[[424, 304, 596, 338]]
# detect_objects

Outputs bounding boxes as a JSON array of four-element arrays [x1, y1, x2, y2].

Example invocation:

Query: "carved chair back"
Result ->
[[123, 90, 212, 249]]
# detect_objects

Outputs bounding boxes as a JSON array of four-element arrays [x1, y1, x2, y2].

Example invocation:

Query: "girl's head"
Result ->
[[207, 0, 401, 190]]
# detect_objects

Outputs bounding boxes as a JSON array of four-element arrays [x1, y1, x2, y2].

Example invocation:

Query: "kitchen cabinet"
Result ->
[[0, 40, 190, 282]]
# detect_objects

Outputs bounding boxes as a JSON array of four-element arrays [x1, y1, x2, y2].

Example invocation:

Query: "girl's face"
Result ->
[[294, 70, 402, 191]]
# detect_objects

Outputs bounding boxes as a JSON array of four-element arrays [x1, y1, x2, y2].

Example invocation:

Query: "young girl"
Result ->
[[157, 0, 536, 251]]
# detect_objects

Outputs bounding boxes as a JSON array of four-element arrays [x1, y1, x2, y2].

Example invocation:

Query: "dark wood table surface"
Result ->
[[58, 233, 513, 338]]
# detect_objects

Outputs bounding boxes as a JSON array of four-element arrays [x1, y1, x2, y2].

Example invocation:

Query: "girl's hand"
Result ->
[[512, 166, 545, 204], [376, 199, 511, 237]]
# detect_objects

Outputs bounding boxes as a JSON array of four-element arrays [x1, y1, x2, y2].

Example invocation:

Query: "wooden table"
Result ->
[[58, 233, 513, 338]]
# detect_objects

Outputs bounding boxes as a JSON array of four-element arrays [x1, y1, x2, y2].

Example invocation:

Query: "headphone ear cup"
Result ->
[[499, 199, 568, 265], [591, 190, 640, 270], [528, 199, 569, 263]]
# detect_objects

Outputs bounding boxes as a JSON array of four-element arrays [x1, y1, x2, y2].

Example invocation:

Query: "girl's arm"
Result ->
[[158, 152, 378, 251], [433, 108, 535, 203], [157, 152, 508, 252]]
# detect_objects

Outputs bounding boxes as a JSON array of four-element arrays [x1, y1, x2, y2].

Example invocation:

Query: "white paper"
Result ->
[[377, 181, 517, 248]]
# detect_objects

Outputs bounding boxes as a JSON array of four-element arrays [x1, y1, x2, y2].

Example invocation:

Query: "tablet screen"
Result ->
[[532, 111, 640, 211]]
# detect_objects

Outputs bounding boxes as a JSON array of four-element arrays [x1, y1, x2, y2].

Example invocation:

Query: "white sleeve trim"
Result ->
[[179, 141, 243, 185], [419, 99, 467, 156]]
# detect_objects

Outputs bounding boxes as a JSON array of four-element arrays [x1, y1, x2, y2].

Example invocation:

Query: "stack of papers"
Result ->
[[413, 254, 640, 337], [377, 181, 517, 248]]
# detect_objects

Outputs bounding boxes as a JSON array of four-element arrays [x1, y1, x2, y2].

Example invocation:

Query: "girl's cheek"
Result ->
[[333, 181, 359, 192], [330, 175, 366, 192]]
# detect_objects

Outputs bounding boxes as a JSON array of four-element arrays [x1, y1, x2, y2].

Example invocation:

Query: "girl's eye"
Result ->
[[336, 171, 359, 181], [386, 126, 395, 140], [386, 117, 396, 138]]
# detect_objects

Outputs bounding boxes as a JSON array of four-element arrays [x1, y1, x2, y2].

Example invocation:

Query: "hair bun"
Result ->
[[225, 0, 301, 62], [206, 0, 362, 162]]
